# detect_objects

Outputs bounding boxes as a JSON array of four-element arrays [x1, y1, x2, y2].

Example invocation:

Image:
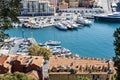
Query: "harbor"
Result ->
[[5, 21, 120, 58], [15, 13, 92, 30]]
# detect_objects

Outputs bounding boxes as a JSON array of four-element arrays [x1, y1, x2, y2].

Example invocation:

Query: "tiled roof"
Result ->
[[49, 56, 114, 73], [0, 55, 8, 65]]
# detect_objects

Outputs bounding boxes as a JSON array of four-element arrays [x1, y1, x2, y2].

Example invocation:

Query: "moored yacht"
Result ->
[[50, 46, 71, 55], [94, 12, 120, 22], [45, 40, 61, 46], [67, 21, 78, 29], [76, 17, 92, 25], [55, 23, 68, 30], [62, 21, 73, 29]]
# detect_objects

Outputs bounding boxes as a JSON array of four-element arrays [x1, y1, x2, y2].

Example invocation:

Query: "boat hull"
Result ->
[[55, 23, 67, 30], [94, 16, 120, 22]]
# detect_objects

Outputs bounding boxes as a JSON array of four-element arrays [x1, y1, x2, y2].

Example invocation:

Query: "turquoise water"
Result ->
[[5, 21, 120, 58]]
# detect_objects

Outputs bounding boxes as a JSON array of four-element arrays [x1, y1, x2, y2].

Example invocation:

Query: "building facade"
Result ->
[[94, 0, 117, 12], [69, 0, 79, 8], [59, 0, 68, 9], [79, 0, 94, 8], [20, 0, 55, 16]]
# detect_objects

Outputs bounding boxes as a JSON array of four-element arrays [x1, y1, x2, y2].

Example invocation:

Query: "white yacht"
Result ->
[[67, 21, 78, 29], [94, 12, 120, 22], [55, 23, 68, 30], [45, 40, 61, 46], [62, 21, 73, 29], [12, 22, 19, 28], [51, 46, 71, 55], [31, 22, 41, 29], [76, 17, 92, 25]]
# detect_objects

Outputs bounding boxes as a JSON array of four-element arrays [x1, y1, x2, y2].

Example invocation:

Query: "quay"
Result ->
[[0, 37, 37, 55]]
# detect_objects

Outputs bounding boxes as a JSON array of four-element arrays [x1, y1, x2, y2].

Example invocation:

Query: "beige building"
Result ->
[[69, 0, 79, 8], [59, 0, 68, 9]]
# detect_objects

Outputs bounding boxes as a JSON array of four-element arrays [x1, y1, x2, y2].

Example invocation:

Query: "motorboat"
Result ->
[[12, 22, 19, 28], [94, 12, 120, 22], [22, 21, 31, 28], [62, 21, 73, 29], [76, 17, 92, 25], [67, 21, 78, 29], [55, 23, 68, 30], [31, 22, 41, 29], [51, 46, 71, 55], [45, 40, 61, 46]]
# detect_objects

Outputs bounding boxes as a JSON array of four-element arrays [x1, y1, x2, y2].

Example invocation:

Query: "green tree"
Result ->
[[0, 72, 35, 80], [28, 45, 52, 60], [113, 27, 120, 80], [28, 44, 41, 56], [39, 47, 52, 60], [0, 0, 21, 42], [0, 0, 21, 30], [77, 76, 90, 80]]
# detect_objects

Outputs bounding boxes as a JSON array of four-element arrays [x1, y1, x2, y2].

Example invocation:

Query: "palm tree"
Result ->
[[40, 47, 52, 60], [28, 44, 41, 56], [28, 45, 52, 60]]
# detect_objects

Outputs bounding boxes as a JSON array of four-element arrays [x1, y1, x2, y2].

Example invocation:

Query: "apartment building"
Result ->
[[20, 0, 55, 16], [59, 0, 68, 9], [69, 0, 79, 8]]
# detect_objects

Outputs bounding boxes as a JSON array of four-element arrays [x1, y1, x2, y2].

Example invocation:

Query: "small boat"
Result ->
[[12, 22, 19, 28], [67, 21, 78, 29], [31, 22, 41, 29], [45, 40, 61, 46], [62, 22, 73, 29], [55, 23, 67, 30], [76, 17, 92, 25], [23, 21, 31, 28], [51, 46, 71, 55]]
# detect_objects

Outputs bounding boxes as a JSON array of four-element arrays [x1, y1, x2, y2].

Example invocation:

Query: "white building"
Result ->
[[94, 0, 118, 13], [58, 8, 104, 18], [94, 0, 112, 13], [20, 0, 55, 16]]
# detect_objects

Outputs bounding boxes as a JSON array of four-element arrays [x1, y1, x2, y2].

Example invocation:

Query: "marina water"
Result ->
[[5, 20, 120, 58]]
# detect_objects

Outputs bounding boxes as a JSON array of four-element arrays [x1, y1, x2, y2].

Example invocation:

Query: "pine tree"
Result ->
[[113, 27, 120, 80], [0, 0, 21, 42]]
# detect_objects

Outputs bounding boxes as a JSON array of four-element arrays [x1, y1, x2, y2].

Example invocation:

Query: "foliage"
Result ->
[[0, 0, 21, 42], [28, 44, 41, 56], [0, 72, 35, 80], [0, 0, 21, 30], [113, 27, 120, 80], [28, 45, 52, 60], [0, 31, 9, 42], [111, 74, 116, 80], [77, 76, 90, 80]]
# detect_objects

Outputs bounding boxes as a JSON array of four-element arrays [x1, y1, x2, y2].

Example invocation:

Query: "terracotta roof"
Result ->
[[49, 56, 114, 73], [7, 55, 43, 67], [0, 55, 8, 65]]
